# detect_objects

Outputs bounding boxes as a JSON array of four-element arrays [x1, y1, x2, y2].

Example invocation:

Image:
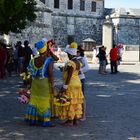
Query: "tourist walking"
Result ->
[[110, 44, 119, 74], [25, 41, 55, 127], [97, 46, 107, 74]]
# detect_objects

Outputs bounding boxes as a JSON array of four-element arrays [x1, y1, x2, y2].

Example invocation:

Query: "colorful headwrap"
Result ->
[[35, 41, 47, 54], [47, 39, 55, 45], [65, 42, 78, 55]]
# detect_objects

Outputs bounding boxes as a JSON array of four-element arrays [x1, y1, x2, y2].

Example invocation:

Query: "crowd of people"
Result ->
[[0, 40, 33, 79], [0, 37, 123, 127], [0, 38, 59, 79], [95, 44, 123, 75]]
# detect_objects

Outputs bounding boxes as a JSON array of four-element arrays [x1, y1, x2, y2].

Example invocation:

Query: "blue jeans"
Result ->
[[81, 79, 85, 95]]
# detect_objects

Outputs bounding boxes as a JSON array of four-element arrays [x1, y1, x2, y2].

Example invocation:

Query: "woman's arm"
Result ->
[[50, 51, 59, 61], [65, 65, 73, 85], [28, 75, 32, 89], [61, 65, 73, 92]]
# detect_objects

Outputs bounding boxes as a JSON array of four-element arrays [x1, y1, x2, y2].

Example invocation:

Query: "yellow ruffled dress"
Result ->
[[25, 57, 54, 126], [57, 60, 84, 120]]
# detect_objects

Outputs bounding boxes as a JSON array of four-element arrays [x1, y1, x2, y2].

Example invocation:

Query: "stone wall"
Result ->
[[9, 0, 53, 45], [52, 16, 103, 46], [46, 0, 104, 46], [110, 8, 140, 45], [114, 18, 140, 45], [46, 0, 104, 17]]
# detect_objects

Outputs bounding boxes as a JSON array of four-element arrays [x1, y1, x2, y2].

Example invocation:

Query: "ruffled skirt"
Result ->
[[25, 104, 53, 126], [24, 77, 53, 126], [55, 85, 84, 120]]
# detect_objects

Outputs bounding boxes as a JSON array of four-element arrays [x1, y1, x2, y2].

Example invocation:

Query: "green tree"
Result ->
[[0, 0, 37, 34]]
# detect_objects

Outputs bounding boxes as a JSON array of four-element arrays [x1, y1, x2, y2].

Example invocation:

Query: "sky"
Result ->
[[105, 0, 140, 8]]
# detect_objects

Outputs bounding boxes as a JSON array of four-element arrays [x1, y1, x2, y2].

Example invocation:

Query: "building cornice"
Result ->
[[52, 13, 104, 19], [111, 15, 140, 19]]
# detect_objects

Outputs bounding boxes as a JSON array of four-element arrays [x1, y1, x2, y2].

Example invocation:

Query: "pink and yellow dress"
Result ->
[[25, 56, 54, 126], [56, 60, 84, 120]]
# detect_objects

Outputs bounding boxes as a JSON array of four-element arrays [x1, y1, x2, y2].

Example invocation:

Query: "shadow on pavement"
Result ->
[[0, 69, 140, 140]]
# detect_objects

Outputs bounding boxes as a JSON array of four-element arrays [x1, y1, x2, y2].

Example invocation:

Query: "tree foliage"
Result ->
[[0, 0, 37, 34]]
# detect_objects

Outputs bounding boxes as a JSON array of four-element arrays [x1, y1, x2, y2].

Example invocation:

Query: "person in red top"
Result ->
[[0, 42, 7, 79], [110, 44, 118, 74]]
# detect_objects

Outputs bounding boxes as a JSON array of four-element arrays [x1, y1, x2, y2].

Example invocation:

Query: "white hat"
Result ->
[[65, 42, 78, 55]]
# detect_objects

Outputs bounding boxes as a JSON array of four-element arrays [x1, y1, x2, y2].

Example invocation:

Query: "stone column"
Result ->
[[102, 20, 113, 53]]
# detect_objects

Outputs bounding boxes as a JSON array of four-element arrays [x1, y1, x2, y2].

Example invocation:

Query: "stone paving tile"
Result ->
[[0, 64, 140, 140]]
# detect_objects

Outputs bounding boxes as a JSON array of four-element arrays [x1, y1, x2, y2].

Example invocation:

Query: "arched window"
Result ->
[[91, 1, 96, 12], [54, 0, 59, 8], [80, 0, 85, 11], [68, 0, 73, 9]]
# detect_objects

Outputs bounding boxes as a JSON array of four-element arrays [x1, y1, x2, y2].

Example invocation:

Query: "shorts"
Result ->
[[100, 60, 106, 66]]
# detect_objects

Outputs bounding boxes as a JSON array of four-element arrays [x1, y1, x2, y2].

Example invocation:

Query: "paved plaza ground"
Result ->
[[0, 63, 140, 140]]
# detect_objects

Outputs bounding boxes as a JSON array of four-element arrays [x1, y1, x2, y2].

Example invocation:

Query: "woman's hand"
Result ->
[[61, 88, 66, 94], [59, 87, 66, 97]]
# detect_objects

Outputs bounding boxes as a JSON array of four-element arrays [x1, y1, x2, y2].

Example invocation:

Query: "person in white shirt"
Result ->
[[57, 46, 62, 61], [92, 47, 98, 64], [77, 45, 89, 121]]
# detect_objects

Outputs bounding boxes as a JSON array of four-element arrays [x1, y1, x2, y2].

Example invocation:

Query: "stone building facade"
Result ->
[[103, 8, 140, 61], [9, 0, 53, 45], [111, 8, 140, 47], [8, 0, 140, 53], [45, 0, 104, 46], [103, 8, 140, 49], [9, 0, 105, 47]]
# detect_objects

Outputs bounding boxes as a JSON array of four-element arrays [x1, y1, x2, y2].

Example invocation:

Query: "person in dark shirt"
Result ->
[[17, 41, 24, 73], [97, 46, 107, 74], [23, 40, 33, 72], [7, 48, 14, 76]]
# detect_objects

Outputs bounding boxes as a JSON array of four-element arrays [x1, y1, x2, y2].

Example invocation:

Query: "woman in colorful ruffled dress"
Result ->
[[25, 41, 55, 127], [56, 42, 84, 126]]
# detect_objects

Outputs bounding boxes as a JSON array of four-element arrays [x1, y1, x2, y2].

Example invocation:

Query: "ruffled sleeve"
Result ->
[[66, 60, 76, 70], [27, 59, 38, 79]]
